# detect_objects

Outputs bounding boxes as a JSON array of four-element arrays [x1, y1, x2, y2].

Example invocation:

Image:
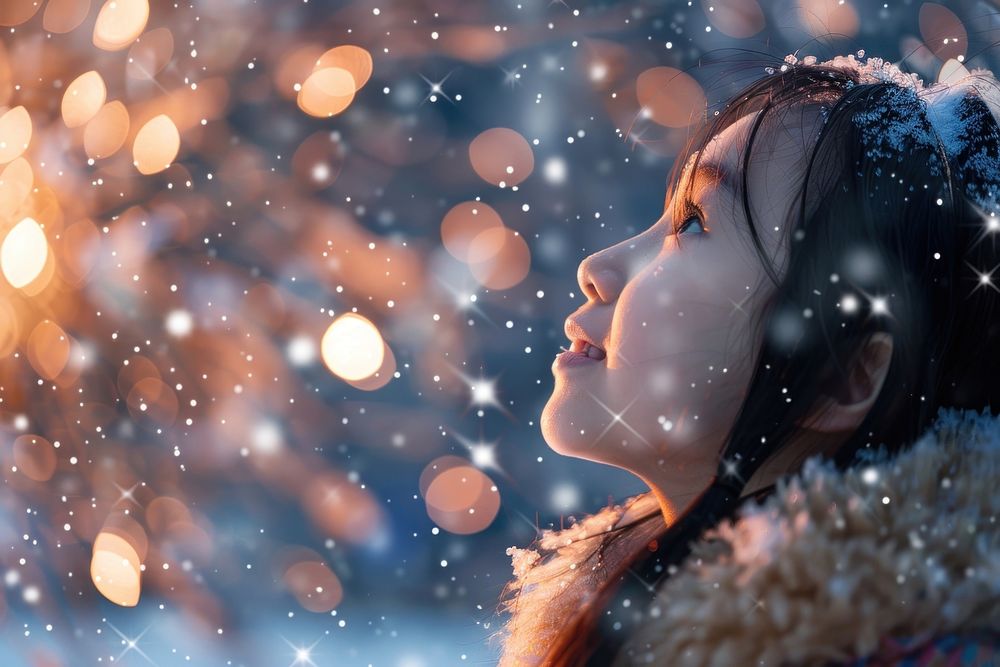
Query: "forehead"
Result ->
[[680, 107, 824, 215]]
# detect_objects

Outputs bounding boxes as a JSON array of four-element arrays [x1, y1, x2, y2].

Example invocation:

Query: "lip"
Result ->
[[553, 348, 603, 370], [564, 317, 605, 357]]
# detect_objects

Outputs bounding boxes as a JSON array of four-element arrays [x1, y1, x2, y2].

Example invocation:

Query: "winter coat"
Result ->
[[496, 407, 1000, 666]]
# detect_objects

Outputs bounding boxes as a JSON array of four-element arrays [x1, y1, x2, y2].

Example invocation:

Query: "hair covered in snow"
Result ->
[[526, 50, 1000, 664]]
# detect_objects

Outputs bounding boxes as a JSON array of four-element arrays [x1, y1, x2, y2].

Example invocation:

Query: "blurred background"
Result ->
[[0, 0, 996, 664]]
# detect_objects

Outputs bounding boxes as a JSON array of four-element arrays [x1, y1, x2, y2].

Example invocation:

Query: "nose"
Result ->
[[577, 252, 626, 304]]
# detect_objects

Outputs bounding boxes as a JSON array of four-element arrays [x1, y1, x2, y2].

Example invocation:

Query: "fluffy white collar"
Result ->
[[496, 407, 1000, 666]]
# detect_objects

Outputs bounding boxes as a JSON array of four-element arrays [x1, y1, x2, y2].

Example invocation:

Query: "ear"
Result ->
[[796, 332, 894, 433]]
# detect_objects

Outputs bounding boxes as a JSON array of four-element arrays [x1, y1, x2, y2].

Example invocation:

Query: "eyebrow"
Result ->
[[689, 161, 740, 199], [664, 158, 741, 212]]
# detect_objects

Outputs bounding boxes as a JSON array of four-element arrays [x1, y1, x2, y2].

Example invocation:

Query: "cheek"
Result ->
[[607, 245, 765, 440]]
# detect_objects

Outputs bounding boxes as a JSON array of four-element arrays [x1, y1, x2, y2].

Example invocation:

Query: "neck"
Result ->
[[641, 429, 846, 524], [639, 465, 717, 525]]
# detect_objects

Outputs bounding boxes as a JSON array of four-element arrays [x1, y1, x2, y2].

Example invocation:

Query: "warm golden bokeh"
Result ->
[[0, 0, 42, 27], [797, 0, 860, 39], [440, 201, 505, 263], [12, 434, 58, 482], [467, 227, 531, 290], [919, 3, 966, 62], [283, 559, 344, 613], [93, 0, 150, 51], [26, 320, 71, 380], [1, 217, 48, 289], [0, 158, 34, 219], [62, 71, 108, 128], [424, 465, 501, 535], [132, 114, 180, 175], [702, 0, 765, 39], [42, 0, 92, 34], [315, 45, 374, 91], [83, 100, 131, 159], [0, 106, 32, 163], [468, 127, 535, 188], [635, 67, 706, 128], [342, 340, 397, 392], [297, 67, 356, 118], [90, 531, 143, 607], [301, 472, 386, 544], [320, 313, 386, 381]]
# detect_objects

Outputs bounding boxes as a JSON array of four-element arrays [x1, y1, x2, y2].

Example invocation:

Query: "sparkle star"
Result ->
[[112, 481, 141, 508], [284, 637, 322, 667], [720, 457, 745, 486], [966, 202, 1000, 253], [446, 364, 514, 418], [585, 392, 651, 448], [107, 622, 156, 665], [433, 274, 496, 326], [451, 430, 503, 473], [967, 260, 1000, 295], [418, 69, 456, 105], [499, 65, 522, 89]]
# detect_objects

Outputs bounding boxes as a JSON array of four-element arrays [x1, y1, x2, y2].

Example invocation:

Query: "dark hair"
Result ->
[[540, 52, 1000, 664]]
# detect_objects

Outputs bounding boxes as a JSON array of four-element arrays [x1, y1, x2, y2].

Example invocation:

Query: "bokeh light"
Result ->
[[83, 100, 130, 159], [919, 3, 966, 62], [469, 127, 535, 187], [132, 114, 180, 174], [424, 465, 501, 535], [635, 66, 706, 128], [0, 106, 31, 163], [1, 217, 48, 288], [62, 71, 107, 128], [297, 67, 356, 118], [92, 0, 149, 51], [320, 313, 386, 381], [702, 0, 765, 39], [42, 0, 92, 34], [90, 531, 143, 607], [440, 201, 505, 263]]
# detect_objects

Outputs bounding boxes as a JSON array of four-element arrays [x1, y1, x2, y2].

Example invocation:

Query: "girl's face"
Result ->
[[541, 109, 824, 488]]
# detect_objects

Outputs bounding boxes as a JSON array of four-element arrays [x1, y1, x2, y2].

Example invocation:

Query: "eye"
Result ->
[[677, 214, 706, 235], [674, 200, 708, 236]]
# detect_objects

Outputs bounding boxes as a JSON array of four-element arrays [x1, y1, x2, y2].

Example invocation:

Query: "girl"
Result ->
[[497, 52, 1000, 665]]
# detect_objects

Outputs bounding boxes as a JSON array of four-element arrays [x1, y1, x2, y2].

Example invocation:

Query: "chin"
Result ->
[[540, 391, 588, 459], [540, 388, 619, 463]]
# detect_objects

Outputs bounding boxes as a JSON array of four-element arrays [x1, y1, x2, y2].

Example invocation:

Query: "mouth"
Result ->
[[554, 338, 607, 370], [569, 337, 607, 360]]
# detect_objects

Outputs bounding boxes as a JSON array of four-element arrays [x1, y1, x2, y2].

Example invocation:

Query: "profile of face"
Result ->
[[540, 107, 831, 498]]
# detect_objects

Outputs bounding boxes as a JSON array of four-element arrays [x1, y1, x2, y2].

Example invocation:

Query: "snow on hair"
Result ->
[[777, 51, 1000, 212]]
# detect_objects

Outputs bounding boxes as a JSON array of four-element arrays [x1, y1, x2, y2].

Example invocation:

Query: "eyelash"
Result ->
[[673, 199, 708, 235]]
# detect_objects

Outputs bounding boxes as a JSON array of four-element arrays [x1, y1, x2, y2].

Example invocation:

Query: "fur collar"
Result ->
[[496, 407, 1000, 666]]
